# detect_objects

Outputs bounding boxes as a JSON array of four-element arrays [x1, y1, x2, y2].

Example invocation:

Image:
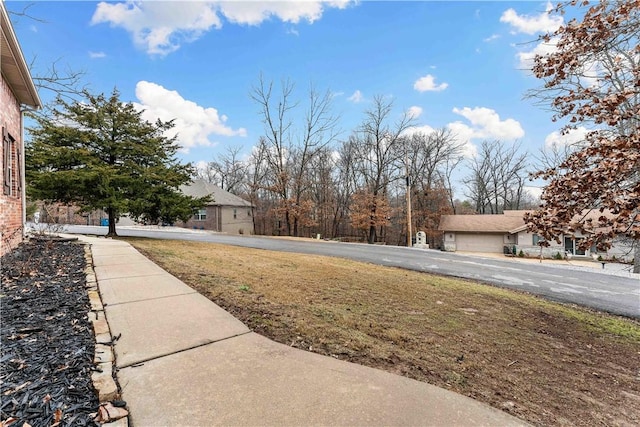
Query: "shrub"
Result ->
[[554, 252, 563, 260], [518, 250, 525, 257]]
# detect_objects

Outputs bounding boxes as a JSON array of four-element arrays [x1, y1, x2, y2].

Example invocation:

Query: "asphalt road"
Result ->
[[58, 224, 640, 319]]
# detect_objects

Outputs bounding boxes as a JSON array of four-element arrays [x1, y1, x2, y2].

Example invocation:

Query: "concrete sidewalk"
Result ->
[[80, 235, 528, 426]]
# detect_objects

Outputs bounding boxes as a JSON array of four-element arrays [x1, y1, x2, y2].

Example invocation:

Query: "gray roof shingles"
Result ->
[[180, 179, 253, 208]]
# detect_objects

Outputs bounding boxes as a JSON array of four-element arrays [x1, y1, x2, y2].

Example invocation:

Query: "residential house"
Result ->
[[438, 210, 633, 261], [1, 3, 41, 256], [179, 179, 254, 235]]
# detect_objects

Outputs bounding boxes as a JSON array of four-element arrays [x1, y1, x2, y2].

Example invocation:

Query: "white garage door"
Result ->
[[455, 233, 505, 253]]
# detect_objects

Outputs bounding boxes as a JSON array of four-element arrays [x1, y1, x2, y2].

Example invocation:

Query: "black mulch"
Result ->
[[1, 240, 99, 427]]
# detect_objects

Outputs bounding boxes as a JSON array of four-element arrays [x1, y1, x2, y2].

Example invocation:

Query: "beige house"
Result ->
[[439, 210, 606, 259], [180, 179, 254, 235], [1, 3, 41, 255]]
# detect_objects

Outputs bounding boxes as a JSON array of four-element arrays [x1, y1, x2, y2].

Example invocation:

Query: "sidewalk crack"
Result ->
[[117, 330, 253, 369], [104, 291, 198, 307]]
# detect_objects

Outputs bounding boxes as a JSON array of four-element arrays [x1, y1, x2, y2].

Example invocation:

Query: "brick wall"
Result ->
[[1, 76, 24, 256], [181, 206, 220, 231]]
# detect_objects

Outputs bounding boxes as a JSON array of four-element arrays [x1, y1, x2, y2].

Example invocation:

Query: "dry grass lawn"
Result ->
[[125, 238, 640, 426]]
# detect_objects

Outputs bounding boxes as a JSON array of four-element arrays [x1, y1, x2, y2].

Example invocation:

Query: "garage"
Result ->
[[454, 233, 505, 253]]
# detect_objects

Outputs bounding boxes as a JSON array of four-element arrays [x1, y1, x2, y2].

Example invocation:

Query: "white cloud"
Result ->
[[347, 90, 363, 103], [544, 126, 589, 150], [133, 81, 246, 152], [402, 107, 523, 158], [483, 34, 500, 42], [524, 186, 543, 200], [402, 124, 435, 137], [446, 107, 525, 157], [195, 160, 209, 173], [91, 1, 353, 56], [452, 107, 525, 140], [446, 122, 478, 158], [517, 36, 558, 70], [218, 0, 337, 26], [500, 1, 563, 35], [414, 74, 448, 92], [91, 1, 221, 56], [89, 51, 106, 58], [517, 37, 601, 87], [407, 106, 423, 119]]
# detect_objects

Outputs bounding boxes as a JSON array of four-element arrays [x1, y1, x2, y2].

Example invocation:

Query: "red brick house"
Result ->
[[1, 3, 41, 256]]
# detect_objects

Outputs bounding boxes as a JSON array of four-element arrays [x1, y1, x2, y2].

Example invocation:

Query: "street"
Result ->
[[58, 224, 640, 319]]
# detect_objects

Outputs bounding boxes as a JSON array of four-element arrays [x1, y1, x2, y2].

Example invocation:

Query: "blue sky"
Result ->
[[6, 0, 586, 196]]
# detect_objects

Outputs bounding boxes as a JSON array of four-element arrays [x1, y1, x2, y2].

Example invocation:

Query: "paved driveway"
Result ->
[[56, 224, 640, 319]]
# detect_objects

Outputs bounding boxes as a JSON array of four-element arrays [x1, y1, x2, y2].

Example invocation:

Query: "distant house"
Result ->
[[1, 3, 41, 255], [438, 210, 633, 261], [179, 179, 254, 235]]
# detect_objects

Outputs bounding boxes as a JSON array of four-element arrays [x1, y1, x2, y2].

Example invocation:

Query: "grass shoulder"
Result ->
[[124, 237, 640, 426]]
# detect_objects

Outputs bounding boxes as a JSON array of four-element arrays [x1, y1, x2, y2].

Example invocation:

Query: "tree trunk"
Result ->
[[634, 243, 640, 274], [368, 224, 376, 244], [106, 206, 117, 237], [285, 210, 292, 236]]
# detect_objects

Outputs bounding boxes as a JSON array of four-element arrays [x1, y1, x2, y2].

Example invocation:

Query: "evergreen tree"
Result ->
[[26, 89, 208, 236]]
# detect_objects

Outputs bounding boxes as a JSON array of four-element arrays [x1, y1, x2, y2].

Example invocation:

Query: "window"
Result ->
[[3, 127, 16, 196], [532, 234, 542, 245], [233, 208, 237, 219], [194, 208, 207, 221], [248, 209, 252, 217]]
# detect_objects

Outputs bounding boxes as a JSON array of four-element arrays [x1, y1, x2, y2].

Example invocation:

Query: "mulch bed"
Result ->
[[1, 240, 99, 427]]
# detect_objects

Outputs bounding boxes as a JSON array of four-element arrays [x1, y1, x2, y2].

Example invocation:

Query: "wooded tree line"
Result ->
[[199, 78, 538, 246]]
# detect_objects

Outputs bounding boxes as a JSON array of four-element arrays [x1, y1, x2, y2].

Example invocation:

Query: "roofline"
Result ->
[[509, 225, 528, 234], [1, 2, 42, 108], [207, 202, 255, 208]]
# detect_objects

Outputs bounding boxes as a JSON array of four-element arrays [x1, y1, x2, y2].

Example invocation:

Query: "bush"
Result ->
[[554, 252, 563, 260], [518, 250, 525, 257]]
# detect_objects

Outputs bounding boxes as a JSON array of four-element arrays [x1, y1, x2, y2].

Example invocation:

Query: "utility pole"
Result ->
[[405, 143, 412, 247]]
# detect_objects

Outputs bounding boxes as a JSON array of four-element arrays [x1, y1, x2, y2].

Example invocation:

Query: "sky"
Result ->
[[6, 0, 588, 197]]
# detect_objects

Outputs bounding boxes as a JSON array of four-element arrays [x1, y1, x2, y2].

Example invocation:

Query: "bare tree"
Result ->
[[404, 128, 464, 245], [332, 138, 359, 238], [464, 141, 529, 214], [245, 138, 272, 235], [348, 96, 414, 244], [8, 6, 87, 104], [250, 75, 340, 236], [198, 145, 248, 194]]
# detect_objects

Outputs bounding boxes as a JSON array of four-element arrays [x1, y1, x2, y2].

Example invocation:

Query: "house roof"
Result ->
[[439, 209, 625, 235], [1, 3, 41, 108], [180, 179, 253, 208], [438, 211, 532, 233]]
